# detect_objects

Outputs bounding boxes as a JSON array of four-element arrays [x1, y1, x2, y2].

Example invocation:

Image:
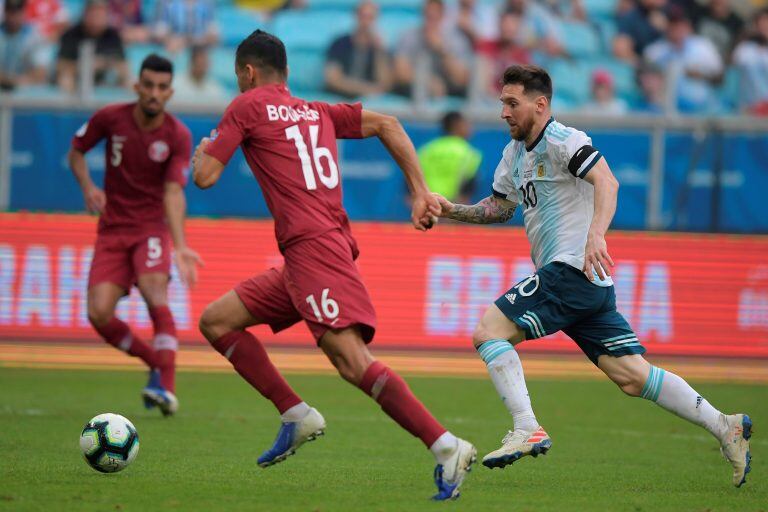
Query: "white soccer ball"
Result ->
[[79, 413, 139, 473]]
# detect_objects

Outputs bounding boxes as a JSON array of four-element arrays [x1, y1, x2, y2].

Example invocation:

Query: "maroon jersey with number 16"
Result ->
[[205, 83, 362, 251]]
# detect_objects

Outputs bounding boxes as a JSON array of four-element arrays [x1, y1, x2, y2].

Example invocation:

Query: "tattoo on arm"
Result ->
[[446, 195, 517, 224]]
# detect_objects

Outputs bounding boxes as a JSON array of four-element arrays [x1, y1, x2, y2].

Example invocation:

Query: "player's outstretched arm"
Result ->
[[436, 193, 517, 224], [360, 110, 440, 231], [191, 135, 225, 189], [582, 158, 619, 281], [163, 181, 203, 287], [68, 148, 105, 213]]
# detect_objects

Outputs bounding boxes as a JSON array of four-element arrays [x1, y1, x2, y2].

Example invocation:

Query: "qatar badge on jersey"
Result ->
[[148, 140, 170, 163]]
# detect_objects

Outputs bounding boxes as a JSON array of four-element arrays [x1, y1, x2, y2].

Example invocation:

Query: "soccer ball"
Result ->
[[79, 413, 139, 473]]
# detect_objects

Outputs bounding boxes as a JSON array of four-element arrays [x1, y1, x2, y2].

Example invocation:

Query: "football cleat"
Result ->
[[141, 370, 179, 417], [482, 426, 552, 469], [432, 438, 477, 501], [257, 408, 325, 468], [720, 414, 752, 487]]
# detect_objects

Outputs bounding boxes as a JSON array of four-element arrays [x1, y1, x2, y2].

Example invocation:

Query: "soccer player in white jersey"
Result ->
[[432, 64, 752, 487]]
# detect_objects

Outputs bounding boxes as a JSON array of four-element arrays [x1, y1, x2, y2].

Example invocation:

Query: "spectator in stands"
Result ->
[[733, 8, 768, 115], [445, 0, 499, 46], [323, 0, 392, 99], [393, 0, 473, 98], [581, 69, 628, 114], [500, 0, 563, 56], [634, 62, 667, 113], [0, 0, 49, 91], [695, 0, 743, 60], [172, 44, 227, 102], [477, 10, 531, 95], [644, 7, 723, 113], [56, 0, 129, 93], [417, 111, 481, 204], [153, 0, 218, 54], [614, 0, 668, 65], [23, 0, 69, 41], [108, 0, 149, 44]]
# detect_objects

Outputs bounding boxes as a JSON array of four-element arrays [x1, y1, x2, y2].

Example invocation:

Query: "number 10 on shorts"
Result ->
[[306, 288, 339, 322]]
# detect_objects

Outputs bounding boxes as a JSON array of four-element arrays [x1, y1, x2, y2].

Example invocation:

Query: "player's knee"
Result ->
[[87, 302, 113, 328], [471, 324, 492, 348], [198, 304, 226, 342]]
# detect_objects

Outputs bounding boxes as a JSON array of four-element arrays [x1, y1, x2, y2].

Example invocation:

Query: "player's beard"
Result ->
[[510, 116, 534, 142], [141, 105, 162, 118]]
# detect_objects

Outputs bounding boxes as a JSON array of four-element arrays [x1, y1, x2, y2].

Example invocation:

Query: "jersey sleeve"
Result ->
[[166, 123, 192, 186], [71, 107, 109, 153], [325, 102, 363, 139], [205, 96, 248, 165], [491, 145, 519, 203], [562, 130, 602, 179]]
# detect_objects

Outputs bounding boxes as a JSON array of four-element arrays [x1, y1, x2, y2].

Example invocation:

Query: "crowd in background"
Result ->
[[0, 0, 766, 115]]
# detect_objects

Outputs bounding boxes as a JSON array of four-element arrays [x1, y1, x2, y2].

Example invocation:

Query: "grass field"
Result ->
[[1, 367, 765, 511]]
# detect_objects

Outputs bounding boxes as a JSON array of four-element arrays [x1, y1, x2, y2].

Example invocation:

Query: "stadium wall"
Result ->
[[1, 212, 767, 357]]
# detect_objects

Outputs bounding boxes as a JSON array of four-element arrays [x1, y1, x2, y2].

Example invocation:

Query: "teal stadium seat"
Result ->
[[216, 6, 264, 46], [546, 58, 589, 105], [378, 10, 421, 49], [719, 67, 740, 111], [286, 49, 326, 93], [210, 46, 239, 91], [271, 9, 354, 52], [584, 0, 618, 19], [560, 21, 600, 58], [582, 58, 636, 98]]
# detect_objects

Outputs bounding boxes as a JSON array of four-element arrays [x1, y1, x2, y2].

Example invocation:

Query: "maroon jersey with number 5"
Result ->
[[204, 84, 362, 251], [71, 103, 192, 233]]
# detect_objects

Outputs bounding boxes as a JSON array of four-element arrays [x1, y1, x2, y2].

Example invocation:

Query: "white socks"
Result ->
[[477, 340, 539, 432], [642, 365, 728, 440], [430, 431, 459, 464], [280, 401, 311, 423]]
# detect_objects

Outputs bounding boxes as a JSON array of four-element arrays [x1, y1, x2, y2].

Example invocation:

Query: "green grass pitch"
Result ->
[[0, 367, 765, 511]]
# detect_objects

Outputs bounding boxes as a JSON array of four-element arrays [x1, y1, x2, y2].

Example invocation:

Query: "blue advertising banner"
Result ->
[[7, 110, 766, 232]]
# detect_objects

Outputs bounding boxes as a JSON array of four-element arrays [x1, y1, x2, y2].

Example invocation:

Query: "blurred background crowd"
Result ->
[[0, 0, 766, 114]]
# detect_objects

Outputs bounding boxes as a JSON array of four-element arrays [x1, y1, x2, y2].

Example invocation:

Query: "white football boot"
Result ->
[[719, 414, 752, 487], [482, 426, 552, 469], [432, 438, 477, 500], [258, 407, 326, 467]]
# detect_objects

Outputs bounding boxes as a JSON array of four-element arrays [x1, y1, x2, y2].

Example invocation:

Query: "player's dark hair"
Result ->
[[139, 53, 173, 77], [236, 29, 287, 78], [502, 64, 553, 102], [441, 111, 464, 134]]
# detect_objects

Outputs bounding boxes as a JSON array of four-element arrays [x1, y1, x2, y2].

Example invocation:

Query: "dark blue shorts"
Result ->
[[494, 262, 646, 365]]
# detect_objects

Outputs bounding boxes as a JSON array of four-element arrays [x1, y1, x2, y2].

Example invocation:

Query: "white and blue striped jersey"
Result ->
[[492, 118, 612, 287]]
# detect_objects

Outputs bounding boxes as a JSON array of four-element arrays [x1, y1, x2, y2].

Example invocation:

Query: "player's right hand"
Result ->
[[411, 192, 441, 231], [83, 185, 106, 213], [432, 193, 454, 217]]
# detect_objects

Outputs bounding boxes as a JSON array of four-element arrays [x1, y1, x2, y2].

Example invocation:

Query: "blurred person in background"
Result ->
[[477, 9, 532, 95], [393, 0, 472, 98], [644, 7, 723, 113], [153, 0, 218, 54], [0, 0, 49, 91], [324, 0, 392, 99], [499, 0, 564, 57], [56, 0, 129, 93], [445, 0, 499, 47], [633, 62, 667, 113], [614, 0, 669, 65], [581, 69, 628, 115], [108, 0, 149, 44], [172, 44, 226, 102], [417, 111, 481, 204], [23, 0, 69, 41], [695, 0, 744, 60], [733, 7, 768, 115]]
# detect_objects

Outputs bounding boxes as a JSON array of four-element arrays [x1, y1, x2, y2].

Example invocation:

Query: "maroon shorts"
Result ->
[[88, 227, 172, 292], [234, 231, 377, 343]]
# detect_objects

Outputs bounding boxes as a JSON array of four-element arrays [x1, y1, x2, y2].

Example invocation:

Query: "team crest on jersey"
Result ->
[[537, 162, 546, 177], [148, 140, 170, 162]]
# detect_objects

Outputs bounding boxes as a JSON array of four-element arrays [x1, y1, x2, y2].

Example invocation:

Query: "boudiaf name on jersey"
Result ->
[[266, 104, 320, 123]]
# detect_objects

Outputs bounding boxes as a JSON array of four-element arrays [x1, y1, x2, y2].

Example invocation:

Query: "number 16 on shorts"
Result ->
[[306, 288, 339, 323]]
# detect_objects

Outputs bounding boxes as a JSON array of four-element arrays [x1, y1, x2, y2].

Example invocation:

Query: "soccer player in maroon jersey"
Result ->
[[192, 31, 476, 500], [68, 54, 202, 416]]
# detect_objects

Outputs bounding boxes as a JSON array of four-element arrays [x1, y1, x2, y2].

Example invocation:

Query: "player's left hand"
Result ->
[[192, 131, 215, 176], [411, 192, 441, 231], [583, 232, 614, 281], [174, 246, 204, 288]]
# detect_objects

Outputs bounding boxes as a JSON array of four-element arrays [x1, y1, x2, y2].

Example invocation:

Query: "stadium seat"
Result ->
[[559, 21, 601, 58], [360, 93, 410, 110], [546, 58, 588, 105], [287, 49, 327, 93], [216, 6, 264, 46], [210, 46, 239, 91], [581, 58, 636, 98], [584, 0, 618, 19], [719, 67, 740, 111], [271, 9, 354, 52], [378, 10, 421, 49]]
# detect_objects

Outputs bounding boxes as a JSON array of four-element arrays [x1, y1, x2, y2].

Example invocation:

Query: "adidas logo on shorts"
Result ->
[[505, 293, 517, 304]]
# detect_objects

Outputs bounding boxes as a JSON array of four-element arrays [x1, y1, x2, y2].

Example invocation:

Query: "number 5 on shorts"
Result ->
[[306, 288, 339, 322], [147, 237, 162, 260]]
